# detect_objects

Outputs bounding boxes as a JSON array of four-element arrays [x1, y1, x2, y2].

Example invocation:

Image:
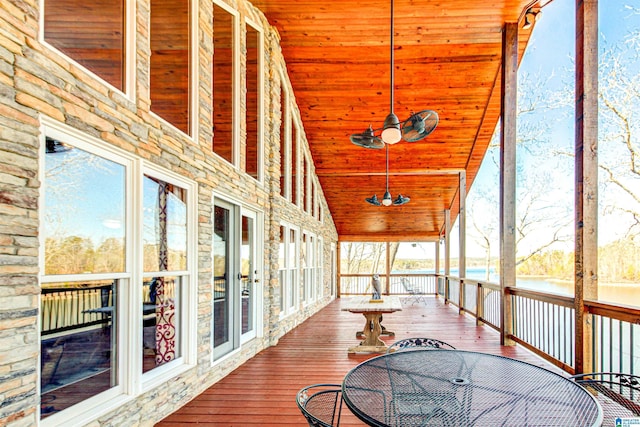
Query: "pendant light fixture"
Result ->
[[350, 0, 439, 149], [366, 144, 410, 206]]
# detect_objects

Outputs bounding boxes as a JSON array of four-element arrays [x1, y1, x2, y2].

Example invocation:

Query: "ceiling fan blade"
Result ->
[[365, 194, 382, 206], [350, 125, 385, 149], [393, 194, 410, 205], [401, 110, 439, 142]]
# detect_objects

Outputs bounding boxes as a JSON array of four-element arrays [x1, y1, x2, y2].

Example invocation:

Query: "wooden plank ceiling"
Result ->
[[252, 0, 538, 242]]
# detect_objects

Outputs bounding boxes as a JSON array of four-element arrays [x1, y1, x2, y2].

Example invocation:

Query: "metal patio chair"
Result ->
[[296, 383, 343, 427], [571, 372, 640, 424], [399, 277, 428, 305], [387, 337, 456, 353]]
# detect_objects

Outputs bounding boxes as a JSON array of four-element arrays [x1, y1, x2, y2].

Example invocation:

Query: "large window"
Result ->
[[150, 0, 191, 134], [245, 22, 263, 180], [44, 0, 126, 91], [291, 120, 299, 206], [41, 137, 126, 418], [212, 2, 238, 164], [279, 73, 290, 199], [302, 154, 309, 213], [142, 176, 188, 373], [40, 124, 194, 420], [278, 224, 298, 318]]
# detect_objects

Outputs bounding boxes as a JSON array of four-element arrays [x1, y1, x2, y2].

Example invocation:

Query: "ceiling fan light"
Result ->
[[381, 113, 402, 144], [382, 190, 393, 206]]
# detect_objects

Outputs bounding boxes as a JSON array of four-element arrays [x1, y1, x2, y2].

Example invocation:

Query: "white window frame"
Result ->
[[139, 163, 198, 391], [244, 17, 265, 183], [278, 69, 291, 201], [292, 117, 301, 208], [39, 118, 196, 425], [148, 0, 199, 140], [316, 236, 324, 299], [278, 222, 299, 319], [39, 0, 136, 98], [212, 0, 241, 168]]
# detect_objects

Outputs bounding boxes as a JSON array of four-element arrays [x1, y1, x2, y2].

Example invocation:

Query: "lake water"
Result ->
[[446, 267, 639, 307]]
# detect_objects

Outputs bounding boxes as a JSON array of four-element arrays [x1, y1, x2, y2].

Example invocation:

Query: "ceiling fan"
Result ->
[[350, 0, 438, 149]]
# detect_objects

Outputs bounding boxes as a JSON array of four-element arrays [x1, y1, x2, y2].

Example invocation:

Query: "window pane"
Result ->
[[278, 226, 286, 312], [241, 215, 254, 334], [143, 176, 187, 272], [289, 228, 297, 267], [44, 0, 125, 91], [213, 205, 230, 347], [246, 24, 260, 179], [301, 155, 308, 212], [279, 82, 287, 198], [291, 122, 298, 205], [44, 138, 125, 275], [597, 0, 640, 306], [150, 0, 190, 134], [40, 280, 118, 419], [143, 276, 181, 373], [212, 4, 235, 163]]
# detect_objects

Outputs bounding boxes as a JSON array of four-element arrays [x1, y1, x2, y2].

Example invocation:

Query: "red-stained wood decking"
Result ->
[[156, 296, 565, 426]]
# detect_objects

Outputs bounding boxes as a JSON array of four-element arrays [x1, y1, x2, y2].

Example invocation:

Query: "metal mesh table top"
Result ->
[[342, 350, 603, 427]]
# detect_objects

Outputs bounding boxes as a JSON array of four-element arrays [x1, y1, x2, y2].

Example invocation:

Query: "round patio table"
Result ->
[[342, 349, 602, 427]]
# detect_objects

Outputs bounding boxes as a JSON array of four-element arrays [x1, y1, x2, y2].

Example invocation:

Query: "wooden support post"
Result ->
[[575, 0, 599, 374], [435, 240, 440, 297], [459, 171, 467, 279], [444, 209, 451, 304], [500, 22, 518, 346], [385, 242, 391, 295], [459, 172, 467, 314], [337, 241, 342, 297]]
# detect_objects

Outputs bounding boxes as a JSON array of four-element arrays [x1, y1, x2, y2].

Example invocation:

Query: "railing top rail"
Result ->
[[585, 299, 640, 324], [506, 286, 575, 307], [339, 273, 438, 277]]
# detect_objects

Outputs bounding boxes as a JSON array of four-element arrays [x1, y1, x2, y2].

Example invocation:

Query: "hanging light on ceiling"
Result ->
[[350, 0, 438, 149], [522, 8, 540, 30], [366, 144, 410, 206]]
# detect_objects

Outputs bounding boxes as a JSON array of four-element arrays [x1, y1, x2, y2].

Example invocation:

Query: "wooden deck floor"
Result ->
[[157, 296, 565, 426]]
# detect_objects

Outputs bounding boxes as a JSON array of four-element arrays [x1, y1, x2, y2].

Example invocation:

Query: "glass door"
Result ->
[[213, 199, 261, 359], [241, 211, 257, 341], [212, 200, 238, 359]]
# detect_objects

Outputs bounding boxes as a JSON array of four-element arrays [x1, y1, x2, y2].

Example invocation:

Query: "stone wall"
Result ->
[[0, 0, 338, 425]]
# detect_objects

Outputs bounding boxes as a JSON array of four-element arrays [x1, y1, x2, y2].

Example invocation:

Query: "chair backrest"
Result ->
[[400, 278, 417, 293], [387, 337, 455, 353], [571, 372, 640, 419], [296, 383, 343, 427]]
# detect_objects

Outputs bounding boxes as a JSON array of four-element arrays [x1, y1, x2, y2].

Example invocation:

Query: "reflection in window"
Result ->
[[302, 155, 308, 213], [40, 280, 118, 419], [143, 176, 187, 272], [44, 138, 125, 275], [292, 122, 298, 205], [279, 79, 288, 198], [212, 3, 235, 163], [278, 226, 286, 312], [213, 205, 230, 347], [142, 277, 181, 373], [289, 228, 298, 309], [150, 0, 190, 134], [44, 0, 125, 91], [246, 23, 261, 179]]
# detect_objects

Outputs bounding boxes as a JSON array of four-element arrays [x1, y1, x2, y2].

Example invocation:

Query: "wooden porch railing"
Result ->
[[339, 273, 640, 376]]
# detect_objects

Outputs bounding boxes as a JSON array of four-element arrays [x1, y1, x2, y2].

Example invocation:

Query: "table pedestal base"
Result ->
[[348, 344, 389, 354], [349, 312, 389, 354], [356, 326, 395, 339]]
